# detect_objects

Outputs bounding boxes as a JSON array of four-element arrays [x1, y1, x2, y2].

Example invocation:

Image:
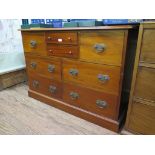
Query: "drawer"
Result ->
[[128, 101, 155, 134], [26, 56, 61, 81], [63, 82, 119, 119], [47, 44, 79, 59], [45, 32, 78, 44], [22, 32, 46, 56], [63, 59, 121, 95], [79, 30, 125, 66], [134, 66, 155, 101], [140, 29, 155, 63], [29, 74, 62, 99]]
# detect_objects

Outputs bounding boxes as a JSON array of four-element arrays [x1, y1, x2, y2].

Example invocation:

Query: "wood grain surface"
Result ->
[[0, 83, 117, 135]]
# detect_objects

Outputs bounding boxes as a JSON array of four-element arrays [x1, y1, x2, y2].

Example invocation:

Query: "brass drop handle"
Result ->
[[68, 37, 72, 41], [30, 62, 37, 69], [48, 36, 51, 40], [94, 43, 106, 53], [30, 40, 37, 48], [96, 100, 107, 108], [49, 85, 57, 93], [32, 80, 39, 88], [97, 74, 110, 83], [48, 64, 55, 73], [69, 69, 78, 76], [69, 92, 79, 100]]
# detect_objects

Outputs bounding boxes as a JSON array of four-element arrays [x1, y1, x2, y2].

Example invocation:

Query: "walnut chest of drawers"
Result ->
[[21, 26, 137, 132], [125, 22, 155, 134]]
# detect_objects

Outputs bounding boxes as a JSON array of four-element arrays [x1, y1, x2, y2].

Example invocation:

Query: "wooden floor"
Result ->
[[0, 83, 122, 135]]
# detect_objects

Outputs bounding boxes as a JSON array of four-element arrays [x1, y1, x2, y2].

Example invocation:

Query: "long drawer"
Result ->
[[134, 66, 155, 101], [63, 82, 119, 119], [45, 32, 78, 45], [79, 30, 125, 66], [22, 32, 46, 56], [29, 74, 62, 99], [63, 59, 121, 95], [26, 56, 61, 81], [47, 44, 79, 59]]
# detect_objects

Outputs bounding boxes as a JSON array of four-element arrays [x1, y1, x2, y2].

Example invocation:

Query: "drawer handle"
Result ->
[[68, 37, 72, 41], [47, 36, 51, 40], [32, 80, 39, 88], [69, 69, 78, 76], [97, 74, 110, 83], [49, 85, 57, 93], [30, 62, 37, 69], [94, 43, 106, 53], [48, 64, 55, 73], [69, 92, 79, 100], [96, 100, 107, 108], [30, 40, 37, 48], [58, 38, 63, 42]]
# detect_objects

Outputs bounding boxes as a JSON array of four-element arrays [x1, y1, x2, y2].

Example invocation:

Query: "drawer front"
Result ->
[[140, 29, 155, 63], [134, 66, 155, 101], [63, 83, 119, 119], [45, 32, 78, 44], [29, 74, 62, 99], [26, 56, 61, 81], [47, 44, 79, 58], [22, 32, 46, 56], [79, 30, 125, 66], [128, 101, 155, 134], [63, 59, 121, 94]]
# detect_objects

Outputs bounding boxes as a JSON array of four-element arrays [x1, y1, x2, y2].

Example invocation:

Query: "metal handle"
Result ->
[[97, 74, 110, 83], [94, 43, 106, 53], [48, 64, 55, 73], [32, 80, 39, 88], [69, 69, 78, 76], [69, 92, 79, 100], [30, 62, 37, 69], [96, 100, 107, 108], [30, 40, 37, 48], [49, 85, 57, 93]]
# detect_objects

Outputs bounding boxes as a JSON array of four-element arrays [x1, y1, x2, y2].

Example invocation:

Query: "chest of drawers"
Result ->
[[21, 26, 137, 132], [125, 23, 155, 134]]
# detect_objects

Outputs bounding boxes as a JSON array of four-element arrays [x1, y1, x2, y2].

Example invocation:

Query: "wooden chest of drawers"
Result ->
[[125, 22, 155, 134], [21, 26, 137, 132]]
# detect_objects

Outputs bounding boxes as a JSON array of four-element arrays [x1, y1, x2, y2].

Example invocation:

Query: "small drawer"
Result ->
[[140, 29, 155, 63], [22, 32, 46, 56], [63, 82, 119, 119], [79, 30, 125, 66], [128, 101, 155, 134], [63, 59, 121, 95], [45, 32, 78, 44], [134, 66, 155, 101], [26, 56, 61, 81], [47, 44, 79, 59], [29, 74, 62, 99]]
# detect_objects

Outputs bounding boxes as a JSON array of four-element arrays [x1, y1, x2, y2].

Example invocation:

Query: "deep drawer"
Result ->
[[45, 32, 78, 44], [22, 32, 46, 56], [63, 82, 119, 119], [47, 44, 79, 59], [140, 29, 155, 63], [79, 30, 125, 66], [63, 59, 121, 95], [134, 66, 155, 101], [26, 56, 61, 81], [29, 74, 62, 99]]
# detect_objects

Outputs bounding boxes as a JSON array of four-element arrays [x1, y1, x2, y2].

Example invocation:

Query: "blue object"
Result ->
[[103, 19, 143, 25], [52, 19, 62, 28], [46, 19, 53, 25], [31, 19, 45, 24], [69, 19, 96, 22]]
